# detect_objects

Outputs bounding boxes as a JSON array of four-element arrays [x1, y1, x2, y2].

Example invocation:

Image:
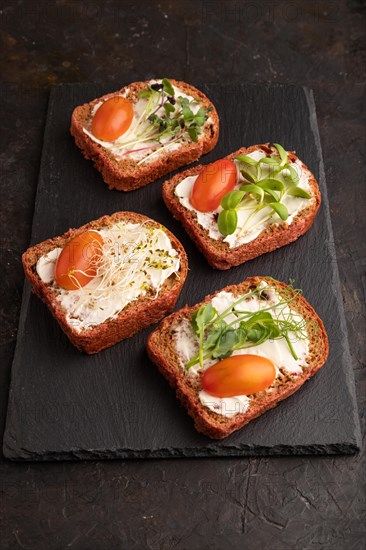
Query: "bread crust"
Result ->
[[70, 79, 219, 191], [162, 144, 322, 269], [22, 212, 188, 354], [147, 276, 329, 439]]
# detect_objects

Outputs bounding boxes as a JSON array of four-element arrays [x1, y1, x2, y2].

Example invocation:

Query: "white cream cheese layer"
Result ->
[[36, 248, 62, 283], [83, 80, 209, 163], [36, 222, 180, 332], [175, 150, 314, 248], [173, 285, 309, 418]]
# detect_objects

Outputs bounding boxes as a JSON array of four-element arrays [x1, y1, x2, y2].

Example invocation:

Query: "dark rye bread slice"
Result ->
[[162, 144, 321, 269], [70, 79, 219, 191], [22, 212, 188, 354], [147, 276, 329, 439]]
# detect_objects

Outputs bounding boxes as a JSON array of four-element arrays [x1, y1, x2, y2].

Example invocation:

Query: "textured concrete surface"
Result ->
[[0, 1, 365, 549]]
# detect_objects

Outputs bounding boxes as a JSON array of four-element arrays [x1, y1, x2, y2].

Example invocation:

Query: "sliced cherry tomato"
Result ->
[[190, 159, 238, 212], [201, 354, 276, 397], [54, 230, 104, 290], [91, 96, 134, 141]]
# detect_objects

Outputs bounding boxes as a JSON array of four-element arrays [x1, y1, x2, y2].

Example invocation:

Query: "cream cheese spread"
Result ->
[[36, 222, 180, 332], [83, 80, 210, 163], [175, 150, 314, 248], [36, 247, 62, 284], [173, 284, 309, 417]]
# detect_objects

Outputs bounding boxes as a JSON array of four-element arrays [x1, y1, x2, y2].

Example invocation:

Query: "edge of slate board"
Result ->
[[3, 444, 361, 462], [304, 88, 361, 454], [2, 83, 362, 460]]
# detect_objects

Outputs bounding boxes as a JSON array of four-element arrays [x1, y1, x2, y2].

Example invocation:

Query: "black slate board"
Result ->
[[3, 83, 361, 460]]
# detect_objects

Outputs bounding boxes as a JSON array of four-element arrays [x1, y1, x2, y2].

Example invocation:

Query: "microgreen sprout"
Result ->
[[185, 282, 309, 369], [217, 144, 312, 237], [107, 78, 211, 164], [57, 223, 180, 317]]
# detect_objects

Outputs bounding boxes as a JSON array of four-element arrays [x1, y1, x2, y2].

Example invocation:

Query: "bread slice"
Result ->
[[70, 79, 219, 191], [147, 276, 329, 439], [162, 144, 321, 269], [22, 212, 188, 354]]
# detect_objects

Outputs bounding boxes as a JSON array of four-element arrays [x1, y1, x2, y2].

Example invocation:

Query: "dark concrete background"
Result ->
[[0, 1, 365, 549]]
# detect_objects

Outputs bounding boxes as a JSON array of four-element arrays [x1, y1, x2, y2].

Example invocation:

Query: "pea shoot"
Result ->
[[185, 281, 311, 370]]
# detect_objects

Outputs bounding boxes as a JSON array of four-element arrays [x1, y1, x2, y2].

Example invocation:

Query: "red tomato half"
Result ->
[[54, 231, 104, 290], [190, 159, 238, 212], [91, 96, 134, 141], [201, 354, 276, 397]]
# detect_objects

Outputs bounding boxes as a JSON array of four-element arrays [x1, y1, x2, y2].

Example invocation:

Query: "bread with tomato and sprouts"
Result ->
[[22, 212, 188, 354], [162, 143, 321, 269], [147, 276, 329, 439], [71, 78, 219, 191]]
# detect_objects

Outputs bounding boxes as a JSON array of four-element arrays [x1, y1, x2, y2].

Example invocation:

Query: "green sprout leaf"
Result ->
[[179, 97, 194, 121], [189, 302, 217, 368], [212, 328, 238, 359], [194, 108, 206, 126], [284, 164, 300, 184], [256, 179, 285, 193], [163, 102, 175, 114], [269, 202, 289, 220], [235, 154, 258, 166], [183, 105, 194, 120], [262, 188, 280, 202], [273, 143, 288, 166], [188, 126, 199, 142], [162, 78, 174, 95], [204, 320, 227, 351], [192, 303, 216, 332], [256, 179, 284, 202], [240, 169, 258, 183], [221, 190, 245, 210], [139, 90, 150, 99], [259, 157, 281, 166], [178, 96, 189, 107], [240, 184, 265, 203], [217, 209, 238, 236], [287, 186, 312, 199]]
